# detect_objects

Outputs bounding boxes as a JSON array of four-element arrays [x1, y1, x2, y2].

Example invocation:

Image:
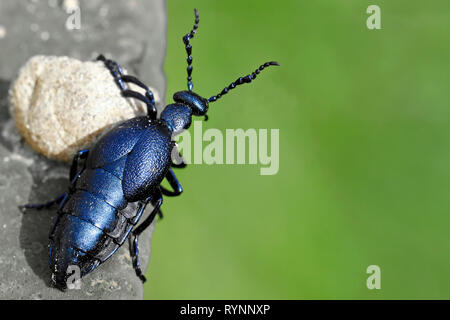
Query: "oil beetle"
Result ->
[[24, 9, 279, 290]]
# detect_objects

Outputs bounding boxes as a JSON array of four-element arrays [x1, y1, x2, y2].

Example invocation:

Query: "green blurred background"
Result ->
[[144, 0, 450, 299]]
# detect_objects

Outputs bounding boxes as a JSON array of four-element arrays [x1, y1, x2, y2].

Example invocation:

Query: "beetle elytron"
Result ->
[[24, 9, 279, 290]]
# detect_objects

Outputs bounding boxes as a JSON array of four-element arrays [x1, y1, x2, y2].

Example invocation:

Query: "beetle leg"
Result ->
[[97, 54, 126, 88], [22, 149, 88, 212], [121, 90, 157, 119], [160, 168, 183, 197], [172, 162, 187, 168], [69, 149, 89, 182], [97, 55, 157, 119], [156, 208, 164, 220], [129, 190, 163, 282], [21, 193, 67, 212]]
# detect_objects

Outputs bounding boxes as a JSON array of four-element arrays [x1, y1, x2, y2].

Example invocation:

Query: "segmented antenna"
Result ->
[[183, 8, 200, 91], [208, 61, 280, 102]]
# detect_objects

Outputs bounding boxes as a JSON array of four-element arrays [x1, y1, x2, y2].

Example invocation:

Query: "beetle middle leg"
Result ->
[[69, 149, 89, 182], [161, 168, 183, 197], [129, 190, 163, 282], [157, 168, 183, 220], [97, 55, 157, 119]]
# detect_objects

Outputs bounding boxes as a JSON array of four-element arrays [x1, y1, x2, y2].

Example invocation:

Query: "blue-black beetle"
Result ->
[[24, 9, 279, 290]]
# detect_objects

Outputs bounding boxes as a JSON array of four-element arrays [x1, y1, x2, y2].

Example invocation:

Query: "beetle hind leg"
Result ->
[[129, 191, 163, 283]]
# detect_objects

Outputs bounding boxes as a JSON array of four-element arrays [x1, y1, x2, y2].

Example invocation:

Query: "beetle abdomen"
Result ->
[[49, 165, 145, 289], [75, 168, 128, 210]]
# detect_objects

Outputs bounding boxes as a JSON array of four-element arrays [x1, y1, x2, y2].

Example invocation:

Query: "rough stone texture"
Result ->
[[10, 55, 160, 162], [0, 0, 167, 299]]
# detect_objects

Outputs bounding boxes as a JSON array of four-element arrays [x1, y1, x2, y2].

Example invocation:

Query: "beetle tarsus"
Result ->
[[97, 55, 157, 119], [130, 193, 163, 282]]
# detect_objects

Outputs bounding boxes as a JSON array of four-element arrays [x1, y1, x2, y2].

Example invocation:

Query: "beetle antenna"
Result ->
[[208, 61, 280, 103], [183, 8, 200, 91]]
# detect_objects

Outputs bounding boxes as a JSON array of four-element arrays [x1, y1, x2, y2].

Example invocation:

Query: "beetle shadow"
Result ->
[[19, 175, 69, 287], [0, 78, 69, 287], [0, 80, 10, 123]]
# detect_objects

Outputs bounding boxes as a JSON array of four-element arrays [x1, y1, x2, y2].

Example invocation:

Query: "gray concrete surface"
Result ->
[[0, 0, 167, 299]]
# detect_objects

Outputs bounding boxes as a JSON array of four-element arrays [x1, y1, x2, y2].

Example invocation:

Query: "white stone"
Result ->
[[9, 55, 159, 162]]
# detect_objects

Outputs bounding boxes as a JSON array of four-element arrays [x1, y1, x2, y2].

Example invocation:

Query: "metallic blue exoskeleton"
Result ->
[[24, 9, 279, 290]]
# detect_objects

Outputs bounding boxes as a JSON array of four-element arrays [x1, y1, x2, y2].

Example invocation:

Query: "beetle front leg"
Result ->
[[97, 55, 157, 119]]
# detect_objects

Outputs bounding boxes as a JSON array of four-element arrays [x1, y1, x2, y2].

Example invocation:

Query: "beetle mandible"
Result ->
[[24, 9, 279, 290]]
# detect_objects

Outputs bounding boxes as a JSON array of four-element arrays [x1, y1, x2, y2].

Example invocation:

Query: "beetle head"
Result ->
[[173, 91, 209, 116], [163, 8, 279, 134]]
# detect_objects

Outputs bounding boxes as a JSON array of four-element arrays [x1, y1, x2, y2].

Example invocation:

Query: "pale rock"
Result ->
[[9, 55, 160, 162]]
